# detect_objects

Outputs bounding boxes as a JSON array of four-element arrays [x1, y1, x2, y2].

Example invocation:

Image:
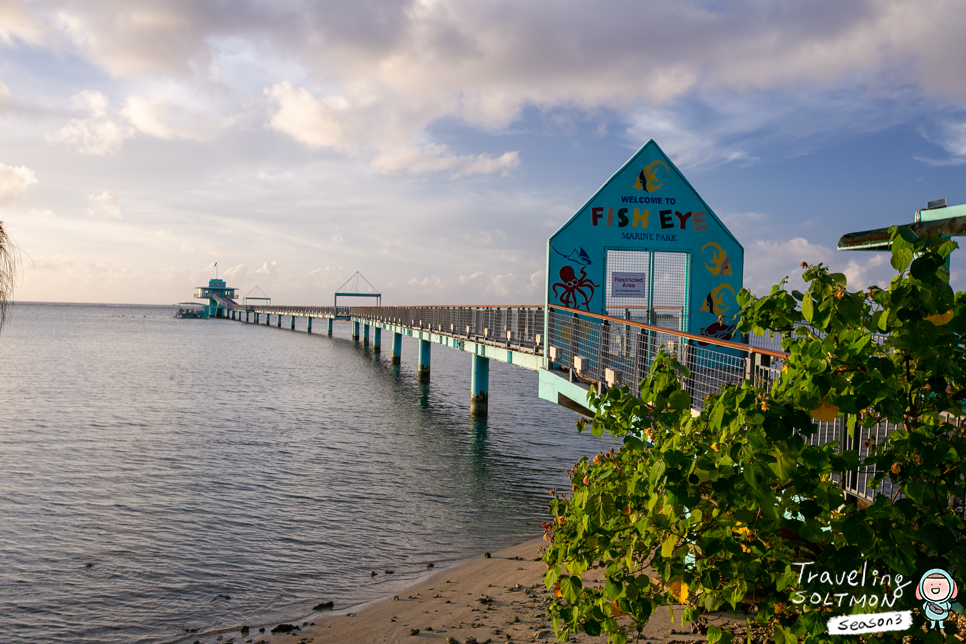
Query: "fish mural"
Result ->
[[697, 321, 736, 346], [702, 242, 732, 276], [632, 160, 669, 192], [552, 246, 592, 266], [700, 283, 736, 316]]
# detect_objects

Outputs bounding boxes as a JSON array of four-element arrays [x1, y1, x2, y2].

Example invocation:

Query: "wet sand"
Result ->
[[241, 538, 746, 644]]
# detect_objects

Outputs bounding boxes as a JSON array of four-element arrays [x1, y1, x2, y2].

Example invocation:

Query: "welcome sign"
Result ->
[[546, 140, 744, 342]]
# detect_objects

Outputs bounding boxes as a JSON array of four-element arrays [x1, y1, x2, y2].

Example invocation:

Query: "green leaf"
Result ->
[[604, 578, 623, 600], [801, 293, 814, 323], [774, 625, 797, 644], [661, 534, 677, 558], [669, 389, 691, 412], [560, 575, 582, 603], [583, 619, 601, 636]]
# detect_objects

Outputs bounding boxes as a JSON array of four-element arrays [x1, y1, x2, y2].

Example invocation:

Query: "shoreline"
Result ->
[[203, 537, 739, 644]]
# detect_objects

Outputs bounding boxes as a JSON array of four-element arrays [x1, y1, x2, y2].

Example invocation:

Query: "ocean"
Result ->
[[0, 302, 610, 643]]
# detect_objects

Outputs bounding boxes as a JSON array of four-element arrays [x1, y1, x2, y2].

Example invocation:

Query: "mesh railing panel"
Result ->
[[351, 306, 545, 353]]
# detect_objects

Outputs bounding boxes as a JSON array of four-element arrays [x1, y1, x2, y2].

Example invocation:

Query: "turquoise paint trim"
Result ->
[[471, 354, 489, 397], [418, 338, 431, 368], [365, 320, 541, 371], [537, 368, 594, 415]]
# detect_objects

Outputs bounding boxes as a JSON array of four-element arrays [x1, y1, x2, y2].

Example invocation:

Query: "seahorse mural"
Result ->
[[702, 242, 732, 276]]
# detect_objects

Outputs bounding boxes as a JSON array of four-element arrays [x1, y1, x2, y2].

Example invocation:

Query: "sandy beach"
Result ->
[[229, 538, 747, 644]]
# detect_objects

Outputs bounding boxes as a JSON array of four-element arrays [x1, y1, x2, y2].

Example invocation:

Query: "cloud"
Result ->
[[0, 0, 42, 46], [47, 90, 133, 155], [85, 191, 121, 218], [31, 254, 75, 272], [120, 94, 222, 140], [370, 145, 520, 177], [255, 260, 277, 275], [0, 163, 37, 208], [744, 237, 834, 294], [916, 119, 966, 166], [223, 263, 245, 278], [265, 82, 350, 149]]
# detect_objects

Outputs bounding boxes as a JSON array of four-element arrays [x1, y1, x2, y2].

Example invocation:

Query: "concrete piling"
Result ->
[[418, 338, 431, 382], [392, 331, 402, 364], [374, 327, 381, 353], [470, 354, 489, 416]]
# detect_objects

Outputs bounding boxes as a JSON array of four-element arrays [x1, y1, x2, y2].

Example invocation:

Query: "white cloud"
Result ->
[[85, 191, 121, 218], [370, 144, 519, 177], [0, 163, 37, 208], [28, 208, 56, 218], [0, 0, 42, 46], [31, 254, 75, 272], [255, 260, 278, 275], [265, 82, 350, 149], [222, 263, 244, 278], [48, 90, 133, 155], [744, 237, 834, 294], [121, 94, 221, 140]]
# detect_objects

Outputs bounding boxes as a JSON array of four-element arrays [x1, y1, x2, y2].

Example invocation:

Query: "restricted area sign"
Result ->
[[611, 272, 646, 298]]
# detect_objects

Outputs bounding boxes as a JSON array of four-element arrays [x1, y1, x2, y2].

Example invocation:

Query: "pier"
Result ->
[[184, 139, 961, 511]]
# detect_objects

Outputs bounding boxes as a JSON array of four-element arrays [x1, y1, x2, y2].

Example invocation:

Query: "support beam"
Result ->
[[374, 327, 381, 353], [470, 353, 489, 416], [327, 318, 333, 336], [418, 338, 431, 382], [352, 321, 360, 341], [246, 311, 249, 323], [291, 315, 295, 330], [363, 323, 370, 344], [307, 317, 313, 333], [392, 331, 402, 364], [277, 314, 282, 328], [255, 312, 259, 324]]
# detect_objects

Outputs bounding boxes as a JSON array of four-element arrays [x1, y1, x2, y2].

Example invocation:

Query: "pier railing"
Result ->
[[352, 305, 545, 353]]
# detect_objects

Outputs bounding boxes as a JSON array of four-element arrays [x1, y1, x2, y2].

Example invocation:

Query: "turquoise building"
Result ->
[[194, 279, 237, 318]]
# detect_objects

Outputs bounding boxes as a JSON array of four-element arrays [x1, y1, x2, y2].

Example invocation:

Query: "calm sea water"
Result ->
[[0, 303, 610, 644]]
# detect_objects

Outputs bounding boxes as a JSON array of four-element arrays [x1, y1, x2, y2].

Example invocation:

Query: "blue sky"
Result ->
[[1, 0, 965, 305]]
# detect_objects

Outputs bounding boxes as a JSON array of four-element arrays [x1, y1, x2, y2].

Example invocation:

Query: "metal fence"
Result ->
[[546, 304, 786, 409], [352, 305, 545, 353], [235, 301, 962, 513]]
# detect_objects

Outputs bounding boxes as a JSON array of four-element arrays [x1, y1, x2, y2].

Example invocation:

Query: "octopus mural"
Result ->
[[551, 265, 598, 311]]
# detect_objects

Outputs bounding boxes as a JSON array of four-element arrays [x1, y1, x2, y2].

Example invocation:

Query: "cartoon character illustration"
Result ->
[[633, 160, 669, 192], [552, 246, 592, 266], [696, 321, 736, 346], [700, 283, 736, 315], [917, 568, 959, 629], [702, 242, 733, 276], [552, 265, 599, 311]]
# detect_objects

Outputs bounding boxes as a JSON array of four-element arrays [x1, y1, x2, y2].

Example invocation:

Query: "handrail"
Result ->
[[548, 304, 790, 359]]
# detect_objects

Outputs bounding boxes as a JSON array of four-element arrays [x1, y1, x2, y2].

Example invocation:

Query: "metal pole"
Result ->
[[374, 327, 382, 353], [392, 331, 402, 364], [418, 338, 431, 382], [470, 353, 489, 416]]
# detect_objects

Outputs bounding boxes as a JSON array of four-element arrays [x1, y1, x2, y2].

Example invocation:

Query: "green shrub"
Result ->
[[544, 228, 966, 643]]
